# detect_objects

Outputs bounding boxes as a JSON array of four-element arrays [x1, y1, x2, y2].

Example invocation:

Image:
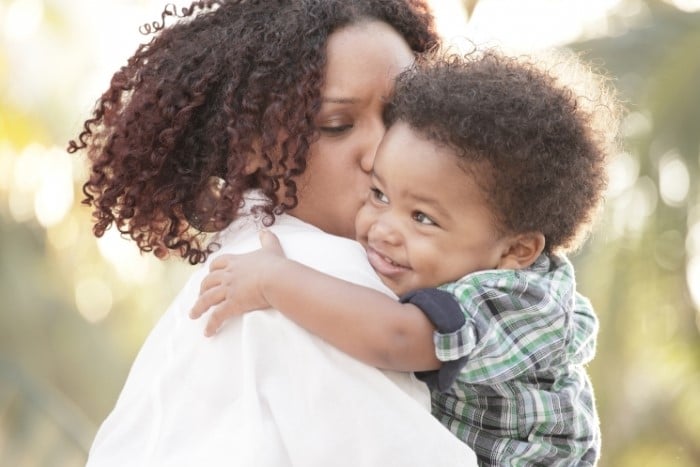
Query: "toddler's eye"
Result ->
[[371, 187, 389, 204], [412, 211, 437, 226]]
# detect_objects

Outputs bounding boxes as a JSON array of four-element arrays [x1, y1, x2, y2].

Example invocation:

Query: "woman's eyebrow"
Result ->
[[322, 96, 360, 104]]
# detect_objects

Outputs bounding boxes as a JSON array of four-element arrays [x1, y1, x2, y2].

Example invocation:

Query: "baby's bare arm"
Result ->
[[190, 230, 440, 371]]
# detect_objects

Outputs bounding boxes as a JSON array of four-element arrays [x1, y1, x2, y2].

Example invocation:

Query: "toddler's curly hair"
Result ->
[[385, 49, 621, 253], [68, 0, 438, 264]]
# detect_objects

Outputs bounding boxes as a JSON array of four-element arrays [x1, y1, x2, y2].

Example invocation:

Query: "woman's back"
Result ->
[[87, 204, 475, 466]]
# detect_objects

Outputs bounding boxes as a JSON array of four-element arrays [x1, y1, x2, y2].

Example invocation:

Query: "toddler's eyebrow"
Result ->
[[371, 170, 450, 219], [407, 193, 449, 218]]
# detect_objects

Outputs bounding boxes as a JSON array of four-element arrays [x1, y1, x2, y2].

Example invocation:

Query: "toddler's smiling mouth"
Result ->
[[366, 247, 409, 277]]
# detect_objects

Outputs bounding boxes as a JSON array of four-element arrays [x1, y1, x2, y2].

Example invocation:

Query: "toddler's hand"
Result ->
[[190, 230, 285, 336]]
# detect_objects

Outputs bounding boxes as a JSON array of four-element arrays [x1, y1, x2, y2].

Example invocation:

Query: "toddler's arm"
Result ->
[[190, 230, 440, 371]]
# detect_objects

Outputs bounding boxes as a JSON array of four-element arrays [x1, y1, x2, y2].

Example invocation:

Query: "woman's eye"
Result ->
[[413, 211, 437, 226], [371, 188, 389, 204], [319, 124, 353, 135]]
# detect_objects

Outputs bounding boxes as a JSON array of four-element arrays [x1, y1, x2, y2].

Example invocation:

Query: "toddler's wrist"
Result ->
[[258, 255, 289, 306]]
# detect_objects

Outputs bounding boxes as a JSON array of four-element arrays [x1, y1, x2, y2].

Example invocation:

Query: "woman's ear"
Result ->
[[496, 232, 546, 270]]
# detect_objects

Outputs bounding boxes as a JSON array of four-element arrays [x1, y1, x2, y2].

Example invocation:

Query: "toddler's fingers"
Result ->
[[190, 287, 226, 319], [199, 270, 227, 295], [259, 230, 284, 256], [204, 304, 235, 337], [209, 254, 237, 272]]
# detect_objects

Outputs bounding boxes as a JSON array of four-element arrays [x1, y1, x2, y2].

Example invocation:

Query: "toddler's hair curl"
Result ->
[[386, 49, 621, 253]]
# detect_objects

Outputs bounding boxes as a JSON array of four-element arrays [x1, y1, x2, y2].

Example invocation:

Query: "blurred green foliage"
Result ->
[[1, 0, 699, 465], [569, 1, 700, 465]]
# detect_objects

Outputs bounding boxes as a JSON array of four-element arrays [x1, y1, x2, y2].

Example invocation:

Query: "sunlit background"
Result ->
[[1, 0, 699, 465]]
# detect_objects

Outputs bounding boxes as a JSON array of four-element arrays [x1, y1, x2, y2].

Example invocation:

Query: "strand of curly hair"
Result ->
[[68, 0, 438, 264]]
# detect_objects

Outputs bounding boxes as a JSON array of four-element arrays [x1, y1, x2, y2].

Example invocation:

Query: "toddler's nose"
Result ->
[[370, 214, 402, 246]]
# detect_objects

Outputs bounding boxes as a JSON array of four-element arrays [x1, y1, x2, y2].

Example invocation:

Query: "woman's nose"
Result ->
[[360, 118, 386, 173]]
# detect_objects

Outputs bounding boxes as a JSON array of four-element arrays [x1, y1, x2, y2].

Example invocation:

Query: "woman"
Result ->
[[70, 1, 477, 465]]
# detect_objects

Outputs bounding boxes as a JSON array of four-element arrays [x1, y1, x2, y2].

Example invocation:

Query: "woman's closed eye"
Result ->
[[319, 124, 353, 135]]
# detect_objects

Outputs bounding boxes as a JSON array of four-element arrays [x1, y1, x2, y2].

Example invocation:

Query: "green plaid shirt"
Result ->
[[401, 254, 600, 466]]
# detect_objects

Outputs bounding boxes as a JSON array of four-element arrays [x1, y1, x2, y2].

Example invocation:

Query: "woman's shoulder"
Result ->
[[215, 212, 393, 296], [275, 215, 392, 292], [278, 223, 366, 267]]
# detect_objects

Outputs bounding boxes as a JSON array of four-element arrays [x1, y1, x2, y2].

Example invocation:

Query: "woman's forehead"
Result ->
[[323, 21, 414, 100]]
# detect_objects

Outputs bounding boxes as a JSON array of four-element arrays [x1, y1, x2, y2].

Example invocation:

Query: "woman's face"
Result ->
[[287, 21, 415, 239]]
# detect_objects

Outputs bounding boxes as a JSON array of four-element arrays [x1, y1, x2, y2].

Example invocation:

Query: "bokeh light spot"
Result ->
[[34, 147, 74, 227], [74, 277, 113, 324], [96, 228, 162, 284], [4, 0, 44, 41], [688, 255, 700, 312], [658, 151, 689, 207], [607, 151, 639, 199]]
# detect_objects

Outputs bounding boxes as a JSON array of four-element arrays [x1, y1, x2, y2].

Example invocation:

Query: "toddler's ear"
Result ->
[[497, 232, 545, 270]]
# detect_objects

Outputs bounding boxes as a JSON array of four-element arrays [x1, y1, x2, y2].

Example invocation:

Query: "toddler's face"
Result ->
[[355, 122, 509, 295]]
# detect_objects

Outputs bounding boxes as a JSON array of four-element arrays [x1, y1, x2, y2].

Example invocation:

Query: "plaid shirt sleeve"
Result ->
[[406, 254, 576, 388], [400, 288, 470, 391]]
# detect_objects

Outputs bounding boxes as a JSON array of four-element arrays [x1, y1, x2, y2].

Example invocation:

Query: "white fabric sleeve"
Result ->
[[86, 214, 477, 467]]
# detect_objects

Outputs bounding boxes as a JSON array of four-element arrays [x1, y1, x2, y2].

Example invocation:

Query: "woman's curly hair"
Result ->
[[385, 49, 621, 254], [68, 0, 438, 264]]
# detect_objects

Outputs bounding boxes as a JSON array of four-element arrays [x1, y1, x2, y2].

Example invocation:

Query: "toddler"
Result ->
[[191, 50, 619, 466]]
